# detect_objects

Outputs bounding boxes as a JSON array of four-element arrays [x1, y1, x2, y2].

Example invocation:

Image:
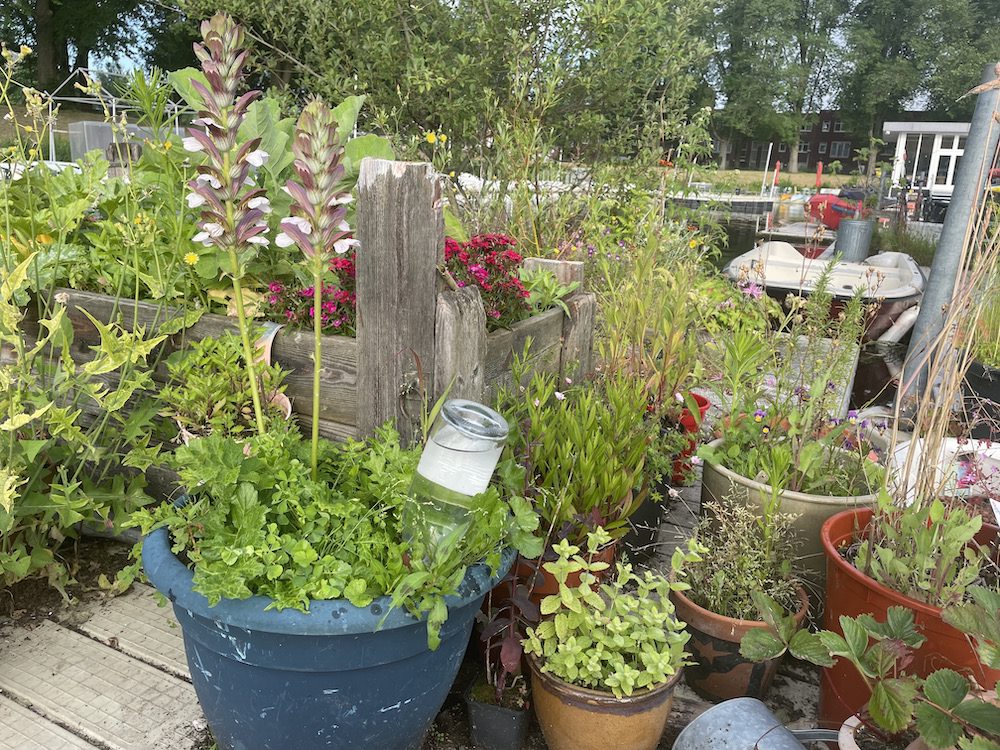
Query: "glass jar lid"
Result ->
[[440, 399, 509, 441]]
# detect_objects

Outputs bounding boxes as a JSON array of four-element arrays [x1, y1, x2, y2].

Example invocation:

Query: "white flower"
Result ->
[[554, 391, 565, 401], [283, 216, 312, 234], [191, 116, 218, 128], [333, 237, 360, 254], [337, 220, 351, 232], [203, 222, 224, 238], [691, 456, 703, 466], [245, 149, 269, 168], [248, 196, 271, 213], [667, 488, 681, 499], [328, 194, 353, 207], [182, 136, 204, 153], [196, 173, 222, 189], [674, 392, 684, 404], [186, 192, 206, 208], [192, 231, 213, 246], [54, 291, 69, 305], [247, 235, 269, 246], [275, 232, 295, 248]]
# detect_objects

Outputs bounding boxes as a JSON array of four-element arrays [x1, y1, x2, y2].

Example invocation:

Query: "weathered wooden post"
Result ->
[[523, 258, 596, 382], [434, 286, 488, 402], [356, 159, 444, 444]]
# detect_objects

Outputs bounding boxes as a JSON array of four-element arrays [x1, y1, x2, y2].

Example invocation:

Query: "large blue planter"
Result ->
[[143, 526, 513, 750]]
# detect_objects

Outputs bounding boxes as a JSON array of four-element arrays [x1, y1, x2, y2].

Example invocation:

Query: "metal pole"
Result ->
[[760, 142, 773, 195], [900, 63, 1000, 402]]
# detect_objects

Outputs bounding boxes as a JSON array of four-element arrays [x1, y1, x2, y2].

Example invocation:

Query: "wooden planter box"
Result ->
[[44, 159, 595, 445]]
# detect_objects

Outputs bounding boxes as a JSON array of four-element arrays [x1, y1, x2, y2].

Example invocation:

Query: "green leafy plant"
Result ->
[[519, 266, 579, 317], [742, 593, 1000, 750], [159, 332, 289, 440], [523, 530, 704, 698], [132, 425, 538, 649], [498, 368, 652, 546], [681, 501, 801, 621]]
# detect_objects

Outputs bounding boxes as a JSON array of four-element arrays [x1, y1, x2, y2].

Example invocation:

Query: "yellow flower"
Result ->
[[163, 140, 172, 151], [689, 239, 698, 249], [424, 132, 437, 144], [438, 133, 447, 144], [19, 46, 31, 57], [449, 170, 456, 178], [34, 233, 53, 245], [183, 252, 199, 266]]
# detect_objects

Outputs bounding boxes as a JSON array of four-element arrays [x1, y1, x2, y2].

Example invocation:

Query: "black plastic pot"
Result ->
[[621, 491, 664, 564], [964, 360, 1000, 440], [465, 688, 529, 750], [143, 524, 514, 750]]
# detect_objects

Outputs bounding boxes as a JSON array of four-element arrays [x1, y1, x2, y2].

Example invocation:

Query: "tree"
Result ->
[[923, 0, 1000, 119]]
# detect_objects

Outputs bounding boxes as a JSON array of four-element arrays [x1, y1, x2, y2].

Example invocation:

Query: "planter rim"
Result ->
[[526, 652, 682, 709], [671, 584, 810, 636], [463, 681, 529, 717], [820, 507, 998, 620], [704, 438, 879, 506], [142, 523, 514, 636]]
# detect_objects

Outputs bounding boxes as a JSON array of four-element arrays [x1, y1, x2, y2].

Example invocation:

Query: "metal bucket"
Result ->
[[836, 219, 875, 261], [673, 698, 837, 750]]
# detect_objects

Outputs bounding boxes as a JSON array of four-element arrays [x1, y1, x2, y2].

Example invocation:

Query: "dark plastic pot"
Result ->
[[142, 525, 514, 750], [621, 490, 664, 564], [465, 686, 529, 750], [964, 360, 1000, 440], [671, 586, 809, 703], [819, 508, 1000, 726]]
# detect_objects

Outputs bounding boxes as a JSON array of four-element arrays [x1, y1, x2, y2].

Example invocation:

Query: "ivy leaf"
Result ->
[[869, 678, 917, 734], [739, 628, 786, 662], [922, 669, 969, 710]]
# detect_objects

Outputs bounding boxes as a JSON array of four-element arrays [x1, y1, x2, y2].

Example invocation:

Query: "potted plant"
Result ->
[[522, 530, 704, 750], [671, 501, 809, 702], [699, 276, 881, 583], [498, 368, 653, 600], [136, 15, 538, 749], [745, 590, 1000, 750]]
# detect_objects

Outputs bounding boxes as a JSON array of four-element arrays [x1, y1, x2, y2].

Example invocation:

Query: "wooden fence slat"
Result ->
[[522, 257, 585, 287], [561, 292, 597, 382], [356, 159, 444, 444], [434, 287, 487, 402]]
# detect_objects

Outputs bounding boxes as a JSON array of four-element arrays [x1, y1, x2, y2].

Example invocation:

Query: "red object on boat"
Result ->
[[807, 194, 857, 230]]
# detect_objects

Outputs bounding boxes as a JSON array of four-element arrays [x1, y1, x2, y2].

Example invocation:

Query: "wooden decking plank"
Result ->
[[0, 695, 99, 750], [0, 620, 202, 750], [73, 584, 190, 680]]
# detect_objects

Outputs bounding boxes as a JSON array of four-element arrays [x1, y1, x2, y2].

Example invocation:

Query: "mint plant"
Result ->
[[523, 530, 704, 698]]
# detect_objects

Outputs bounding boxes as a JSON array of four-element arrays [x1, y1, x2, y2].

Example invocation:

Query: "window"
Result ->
[[818, 142, 828, 154], [778, 143, 787, 153], [833, 120, 846, 133], [800, 122, 813, 133], [830, 141, 851, 158], [821, 121, 831, 133], [798, 142, 810, 154]]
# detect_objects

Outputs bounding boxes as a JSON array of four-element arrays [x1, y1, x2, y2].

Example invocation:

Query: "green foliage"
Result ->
[[132, 425, 537, 649], [858, 493, 988, 609], [498, 369, 653, 545], [755, 602, 1000, 749], [523, 531, 704, 698], [519, 267, 579, 317], [738, 590, 833, 667], [159, 333, 289, 440], [0, 255, 161, 592], [682, 501, 800, 621]]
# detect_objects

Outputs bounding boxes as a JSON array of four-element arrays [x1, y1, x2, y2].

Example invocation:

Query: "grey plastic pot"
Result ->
[[142, 524, 514, 750], [673, 697, 838, 749], [700, 439, 876, 585]]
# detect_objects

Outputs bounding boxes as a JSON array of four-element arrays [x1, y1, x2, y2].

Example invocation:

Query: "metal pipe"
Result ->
[[900, 63, 1000, 401]]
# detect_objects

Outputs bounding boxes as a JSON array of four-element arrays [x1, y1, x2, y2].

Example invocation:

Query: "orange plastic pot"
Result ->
[[819, 508, 1000, 726], [671, 394, 711, 484], [528, 654, 682, 750], [671, 586, 810, 702]]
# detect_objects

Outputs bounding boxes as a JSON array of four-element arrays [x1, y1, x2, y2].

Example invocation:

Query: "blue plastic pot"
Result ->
[[143, 526, 513, 750]]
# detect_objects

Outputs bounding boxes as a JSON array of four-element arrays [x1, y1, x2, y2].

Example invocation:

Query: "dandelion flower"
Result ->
[[438, 134, 447, 143], [689, 239, 698, 249], [183, 252, 199, 266], [425, 132, 437, 144]]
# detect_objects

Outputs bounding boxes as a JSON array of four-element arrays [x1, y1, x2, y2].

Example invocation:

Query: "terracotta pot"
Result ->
[[671, 586, 810, 702], [515, 541, 618, 606], [819, 508, 1000, 727], [671, 393, 711, 485], [527, 654, 682, 750], [701, 438, 877, 585], [838, 715, 932, 750]]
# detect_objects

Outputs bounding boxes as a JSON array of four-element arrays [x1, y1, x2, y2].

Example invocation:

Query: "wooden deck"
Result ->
[[0, 477, 821, 749]]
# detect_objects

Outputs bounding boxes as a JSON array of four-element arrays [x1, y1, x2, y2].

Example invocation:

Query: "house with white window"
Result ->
[[883, 120, 969, 199]]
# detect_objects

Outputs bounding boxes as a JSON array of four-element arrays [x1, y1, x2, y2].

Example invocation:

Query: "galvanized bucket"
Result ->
[[673, 698, 838, 749]]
